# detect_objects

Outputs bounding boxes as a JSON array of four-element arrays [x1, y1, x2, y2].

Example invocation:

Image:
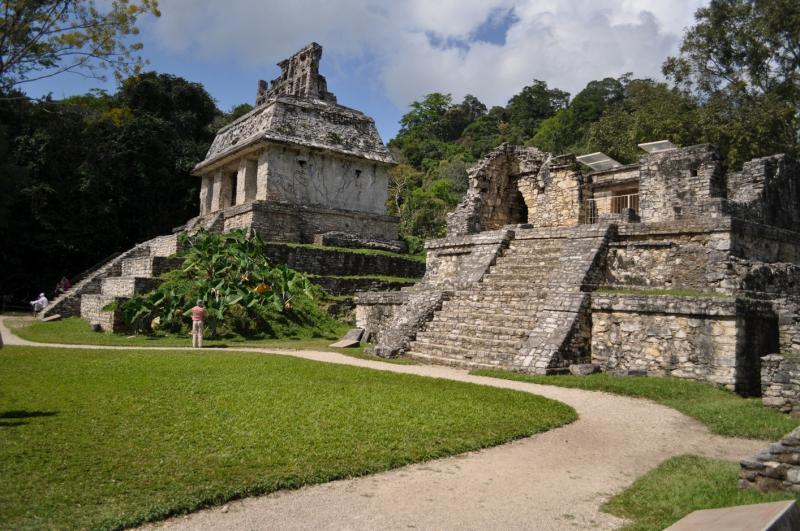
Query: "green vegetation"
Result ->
[[0, 345, 576, 529], [604, 455, 798, 530], [595, 287, 733, 298], [471, 370, 800, 440], [121, 230, 335, 339]]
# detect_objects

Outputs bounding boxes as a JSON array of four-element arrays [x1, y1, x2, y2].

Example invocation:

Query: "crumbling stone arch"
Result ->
[[446, 144, 586, 235]]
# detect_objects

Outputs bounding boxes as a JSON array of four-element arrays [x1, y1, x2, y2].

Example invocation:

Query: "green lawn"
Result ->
[[472, 370, 800, 440], [9, 317, 347, 350], [604, 455, 798, 530], [0, 345, 575, 529]]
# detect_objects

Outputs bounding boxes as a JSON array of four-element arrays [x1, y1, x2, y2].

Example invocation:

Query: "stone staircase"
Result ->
[[407, 234, 563, 368], [405, 225, 614, 372], [42, 234, 184, 331]]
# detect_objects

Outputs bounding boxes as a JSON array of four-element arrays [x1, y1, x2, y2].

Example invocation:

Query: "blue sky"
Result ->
[[21, 0, 707, 143]]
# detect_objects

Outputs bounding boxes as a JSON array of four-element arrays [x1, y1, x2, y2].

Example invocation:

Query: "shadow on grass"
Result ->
[[0, 410, 57, 427]]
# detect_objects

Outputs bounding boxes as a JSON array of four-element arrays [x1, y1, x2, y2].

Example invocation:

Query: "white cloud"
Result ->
[[149, 0, 706, 108]]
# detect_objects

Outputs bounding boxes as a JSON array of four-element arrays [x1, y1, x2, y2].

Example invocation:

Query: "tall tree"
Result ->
[[0, 0, 160, 93], [663, 0, 800, 168]]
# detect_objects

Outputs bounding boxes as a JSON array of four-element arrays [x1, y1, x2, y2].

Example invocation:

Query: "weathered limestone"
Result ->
[[740, 426, 800, 492], [446, 144, 587, 235], [256, 42, 336, 105], [192, 43, 400, 247], [591, 295, 778, 394]]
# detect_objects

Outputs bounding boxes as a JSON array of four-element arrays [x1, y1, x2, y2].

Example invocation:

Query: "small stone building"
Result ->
[[358, 142, 800, 407], [190, 42, 402, 248]]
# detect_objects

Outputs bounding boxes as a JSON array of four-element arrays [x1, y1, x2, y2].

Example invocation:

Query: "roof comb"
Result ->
[[638, 140, 677, 153], [576, 152, 622, 171]]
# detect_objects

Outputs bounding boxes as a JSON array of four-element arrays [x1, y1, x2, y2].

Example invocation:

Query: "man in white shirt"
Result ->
[[30, 293, 48, 314]]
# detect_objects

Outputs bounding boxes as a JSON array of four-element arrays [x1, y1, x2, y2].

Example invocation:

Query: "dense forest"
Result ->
[[1, 0, 798, 302]]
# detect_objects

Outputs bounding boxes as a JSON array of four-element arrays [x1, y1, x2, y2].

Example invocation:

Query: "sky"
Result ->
[[23, 0, 708, 143]]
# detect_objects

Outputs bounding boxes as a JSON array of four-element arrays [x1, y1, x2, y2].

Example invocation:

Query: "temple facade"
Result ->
[[191, 43, 401, 248]]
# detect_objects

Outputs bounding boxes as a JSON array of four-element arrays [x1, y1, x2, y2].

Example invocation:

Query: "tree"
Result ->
[[663, 0, 800, 168], [0, 0, 161, 93], [663, 0, 800, 98], [586, 79, 701, 163], [506, 80, 569, 139]]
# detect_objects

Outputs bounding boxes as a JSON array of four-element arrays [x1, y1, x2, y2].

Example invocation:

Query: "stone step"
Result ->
[[405, 350, 508, 369], [149, 234, 185, 257], [121, 256, 183, 277], [476, 280, 551, 292], [439, 299, 541, 316], [503, 244, 564, 256], [481, 271, 551, 284], [446, 291, 547, 304], [414, 331, 523, 349], [101, 277, 162, 297], [416, 324, 529, 344], [406, 340, 518, 363], [423, 319, 533, 337], [428, 311, 536, 330]]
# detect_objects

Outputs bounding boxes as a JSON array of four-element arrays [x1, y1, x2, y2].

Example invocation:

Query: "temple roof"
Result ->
[[193, 96, 395, 174]]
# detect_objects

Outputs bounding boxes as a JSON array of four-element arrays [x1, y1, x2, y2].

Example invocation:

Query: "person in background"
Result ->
[[30, 293, 48, 315], [191, 299, 207, 348], [54, 276, 72, 296]]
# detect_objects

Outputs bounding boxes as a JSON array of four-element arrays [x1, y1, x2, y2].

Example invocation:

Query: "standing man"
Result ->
[[191, 300, 207, 348]]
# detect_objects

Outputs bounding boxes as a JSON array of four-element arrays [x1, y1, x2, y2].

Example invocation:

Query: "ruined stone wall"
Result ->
[[638, 144, 726, 222], [354, 291, 408, 342], [761, 354, 800, 414], [591, 295, 777, 394], [740, 426, 800, 492], [422, 230, 513, 289], [222, 201, 400, 244], [518, 155, 588, 229], [257, 42, 336, 105], [261, 144, 389, 215], [727, 155, 800, 231], [604, 219, 736, 293], [260, 242, 425, 278]]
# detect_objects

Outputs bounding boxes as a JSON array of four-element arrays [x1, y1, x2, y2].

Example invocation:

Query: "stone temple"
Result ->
[[357, 142, 800, 412], [43, 43, 423, 332], [190, 42, 402, 249]]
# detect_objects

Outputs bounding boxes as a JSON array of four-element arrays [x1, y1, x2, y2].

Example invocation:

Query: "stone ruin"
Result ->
[[190, 42, 402, 251], [358, 142, 800, 411], [42, 43, 425, 331]]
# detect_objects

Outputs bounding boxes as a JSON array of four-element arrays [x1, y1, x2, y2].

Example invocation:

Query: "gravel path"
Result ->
[[0, 317, 766, 530]]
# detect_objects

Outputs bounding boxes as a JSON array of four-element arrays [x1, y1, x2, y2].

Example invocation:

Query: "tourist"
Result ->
[[191, 300, 207, 348], [54, 276, 72, 296], [30, 293, 48, 315]]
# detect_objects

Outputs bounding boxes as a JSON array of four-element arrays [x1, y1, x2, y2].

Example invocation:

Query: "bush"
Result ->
[[121, 229, 332, 337]]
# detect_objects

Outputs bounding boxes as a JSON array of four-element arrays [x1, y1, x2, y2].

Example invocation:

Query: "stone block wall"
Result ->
[[519, 155, 588, 229], [222, 200, 400, 244], [423, 229, 513, 289], [261, 242, 425, 278], [605, 219, 736, 293], [727, 154, 800, 232], [354, 291, 408, 342], [740, 426, 800, 492], [761, 354, 800, 414], [591, 295, 777, 395], [638, 144, 726, 223]]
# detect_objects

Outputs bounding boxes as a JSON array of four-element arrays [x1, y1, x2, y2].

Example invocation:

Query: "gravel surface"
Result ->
[[0, 317, 766, 530]]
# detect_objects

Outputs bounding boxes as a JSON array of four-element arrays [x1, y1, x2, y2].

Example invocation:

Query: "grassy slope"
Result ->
[[604, 455, 799, 530], [0, 346, 575, 529], [472, 370, 800, 440]]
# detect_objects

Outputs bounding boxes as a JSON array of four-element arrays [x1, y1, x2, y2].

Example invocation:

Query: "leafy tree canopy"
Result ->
[[0, 0, 161, 93]]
